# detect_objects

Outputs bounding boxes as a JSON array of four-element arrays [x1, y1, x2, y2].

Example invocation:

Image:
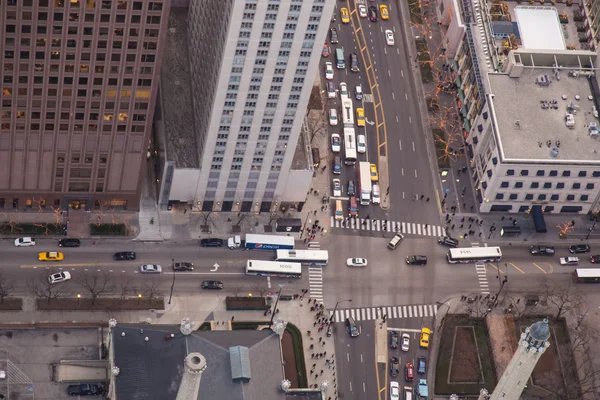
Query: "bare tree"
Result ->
[[76, 270, 115, 306], [0, 272, 14, 305], [305, 111, 327, 145], [465, 297, 492, 324], [118, 274, 133, 302], [544, 280, 585, 320], [251, 282, 269, 297], [27, 270, 62, 304], [142, 279, 163, 304], [228, 284, 243, 297], [196, 211, 216, 233]]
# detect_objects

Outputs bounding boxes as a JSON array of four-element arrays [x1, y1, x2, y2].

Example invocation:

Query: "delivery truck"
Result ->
[[228, 234, 295, 251]]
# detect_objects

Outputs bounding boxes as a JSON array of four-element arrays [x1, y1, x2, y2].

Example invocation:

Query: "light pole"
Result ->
[[269, 285, 284, 326], [586, 219, 597, 240], [137, 293, 142, 306], [77, 294, 81, 307], [327, 299, 352, 336], [168, 258, 176, 304]]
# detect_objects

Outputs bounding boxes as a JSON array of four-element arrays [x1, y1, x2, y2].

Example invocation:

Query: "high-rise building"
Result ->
[[0, 0, 170, 211], [155, 0, 334, 213]]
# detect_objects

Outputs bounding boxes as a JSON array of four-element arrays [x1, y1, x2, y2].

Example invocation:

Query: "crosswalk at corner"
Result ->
[[330, 216, 445, 237], [308, 266, 323, 303], [475, 263, 490, 295], [333, 304, 438, 323]]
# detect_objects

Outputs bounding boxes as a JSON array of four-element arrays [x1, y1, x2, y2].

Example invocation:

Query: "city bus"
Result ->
[[275, 249, 329, 265], [342, 99, 354, 126], [573, 268, 600, 283], [447, 246, 502, 264], [245, 260, 302, 278], [343, 127, 357, 165]]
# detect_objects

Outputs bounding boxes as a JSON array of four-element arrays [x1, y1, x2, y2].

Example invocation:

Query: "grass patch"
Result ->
[[232, 321, 266, 330], [408, 0, 423, 25], [90, 223, 126, 236], [435, 314, 496, 395], [433, 129, 451, 169], [0, 298, 22, 311], [449, 327, 483, 383], [36, 297, 165, 311], [285, 322, 308, 388], [414, 38, 434, 83], [0, 222, 63, 235]]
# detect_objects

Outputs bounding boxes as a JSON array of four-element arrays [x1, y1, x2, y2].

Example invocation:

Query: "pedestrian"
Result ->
[[314, 210, 317, 215], [420, 195, 424, 200], [311, 353, 315, 358], [322, 165, 327, 172], [463, 203, 466, 208], [501, 216, 505, 221], [451, 224, 455, 230], [310, 344, 314, 349], [471, 206, 474, 211], [426, 197, 430, 202], [469, 224, 472, 229], [324, 351, 327, 356], [320, 369, 324, 375], [479, 232, 482, 237], [304, 238, 308, 244], [460, 224, 463, 228], [183, 208, 187, 214], [310, 369, 314, 374]]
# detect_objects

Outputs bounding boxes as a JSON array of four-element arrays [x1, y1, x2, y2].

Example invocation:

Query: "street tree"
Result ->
[[0, 272, 14, 305], [142, 279, 163, 304], [544, 280, 585, 320], [27, 270, 62, 304], [305, 111, 327, 146], [76, 270, 115, 306], [251, 282, 269, 298], [118, 274, 133, 302], [228, 284, 243, 297]]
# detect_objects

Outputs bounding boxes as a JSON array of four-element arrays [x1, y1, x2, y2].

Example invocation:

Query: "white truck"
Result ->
[[358, 161, 371, 206], [228, 234, 295, 251]]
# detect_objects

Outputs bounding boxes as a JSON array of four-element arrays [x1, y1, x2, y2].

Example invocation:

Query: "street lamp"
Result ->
[[137, 293, 142, 306], [77, 294, 81, 307], [327, 299, 352, 336], [269, 285, 284, 326], [586, 219, 597, 240], [168, 258, 176, 304]]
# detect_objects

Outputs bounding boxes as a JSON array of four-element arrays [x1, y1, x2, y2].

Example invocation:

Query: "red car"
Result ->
[[591, 255, 600, 263], [322, 43, 330, 57], [405, 363, 414, 382]]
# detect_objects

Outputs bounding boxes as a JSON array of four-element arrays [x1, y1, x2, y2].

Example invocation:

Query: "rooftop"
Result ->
[[160, 8, 199, 169], [113, 325, 288, 400], [514, 7, 565, 51], [489, 69, 600, 162]]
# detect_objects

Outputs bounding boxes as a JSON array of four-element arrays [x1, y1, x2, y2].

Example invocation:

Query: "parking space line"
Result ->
[[532, 262, 549, 274], [508, 262, 526, 274]]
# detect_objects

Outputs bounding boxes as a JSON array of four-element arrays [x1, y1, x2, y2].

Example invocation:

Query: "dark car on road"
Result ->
[[569, 244, 591, 254], [437, 236, 458, 247], [590, 255, 600, 263], [173, 262, 194, 271], [406, 255, 428, 265], [390, 357, 400, 377], [333, 156, 341, 175], [368, 5, 378, 21], [347, 180, 356, 196], [417, 356, 426, 374], [113, 251, 136, 261], [67, 384, 104, 396], [58, 238, 80, 247], [405, 362, 414, 382], [349, 53, 359, 72], [201, 280, 223, 290], [345, 317, 359, 337], [330, 28, 339, 44], [200, 238, 224, 248], [390, 331, 399, 349], [529, 245, 555, 255]]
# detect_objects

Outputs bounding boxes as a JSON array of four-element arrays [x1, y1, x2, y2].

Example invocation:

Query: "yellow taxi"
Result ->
[[356, 108, 366, 127], [340, 7, 350, 24], [379, 4, 389, 20], [370, 163, 379, 181], [38, 251, 64, 261], [419, 327, 431, 348]]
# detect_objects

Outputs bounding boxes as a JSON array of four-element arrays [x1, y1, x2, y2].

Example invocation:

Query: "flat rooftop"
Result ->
[[489, 69, 600, 161], [160, 8, 199, 168], [514, 6, 565, 51]]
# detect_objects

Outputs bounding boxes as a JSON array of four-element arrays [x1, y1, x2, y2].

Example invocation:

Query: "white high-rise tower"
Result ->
[[481, 318, 551, 400]]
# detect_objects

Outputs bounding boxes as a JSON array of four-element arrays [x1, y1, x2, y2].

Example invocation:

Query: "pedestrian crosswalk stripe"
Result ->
[[309, 266, 324, 301], [333, 304, 438, 323], [329, 216, 445, 237]]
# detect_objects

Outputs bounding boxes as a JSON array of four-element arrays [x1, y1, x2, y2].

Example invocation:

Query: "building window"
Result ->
[[549, 170, 558, 177], [586, 183, 594, 190], [514, 182, 523, 188], [520, 170, 529, 176], [581, 195, 589, 201], [567, 194, 575, 201], [562, 171, 571, 177], [530, 182, 539, 189], [556, 182, 565, 189], [572, 183, 581, 189], [551, 194, 559, 201], [579, 171, 587, 177], [593, 171, 600, 177], [496, 193, 504, 200], [536, 170, 544, 176], [543, 182, 551, 189], [506, 169, 514, 176], [538, 194, 546, 201]]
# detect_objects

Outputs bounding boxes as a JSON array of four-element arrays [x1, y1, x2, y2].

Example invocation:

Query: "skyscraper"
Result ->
[[0, 0, 170, 211], [156, 0, 334, 213]]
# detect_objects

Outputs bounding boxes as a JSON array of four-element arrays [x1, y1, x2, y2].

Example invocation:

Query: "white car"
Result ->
[[339, 82, 348, 98], [355, 85, 363, 100], [325, 62, 334, 80], [358, 4, 368, 18], [401, 333, 410, 351], [329, 109, 338, 126], [14, 237, 36, 247], [347, 258, 368, 267], [559, 257, 579, 266], [48, 271, 71, 284], [327, 81, 336, 99], [357, 134, 366, 153], [333, 179, 342, 197], [140, 264, 162, 274], [390, 381, 400, 400], [331, 133, 341, 153], [385, 29, 395, 46]]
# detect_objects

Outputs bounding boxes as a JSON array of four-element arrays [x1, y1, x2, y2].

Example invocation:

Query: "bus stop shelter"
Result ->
[[531, 205, 547, 233], [500, 226, 521, 237]]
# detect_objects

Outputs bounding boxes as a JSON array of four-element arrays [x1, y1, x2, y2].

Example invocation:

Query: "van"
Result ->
[[403, 386, 414, 400], [200, 238, 224, 248], [388, 232, 404, 250], [335, 200, 344, 221], [345, 317, 359, 337], [349, 197, 358, 217], [372, 184, 381, 204], [311, 147, 320, 168]]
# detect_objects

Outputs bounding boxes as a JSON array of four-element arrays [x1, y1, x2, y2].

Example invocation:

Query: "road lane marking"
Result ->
[[412, 142, 415, 151], [507, 262, 526, 274], [405, 93, 408, 100], [363, 382, 366, 392], [392, 92, 395, 99], [409, 116, 412, 123], [532, 262, 549, 274]]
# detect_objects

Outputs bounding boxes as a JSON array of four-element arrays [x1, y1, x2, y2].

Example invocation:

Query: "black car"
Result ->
[[368, 5, 378, 21], [58, 238, 80, 247], [569, 244, 591, 254], [67, 384, 104, 396], [406, 255, 428, 265], [330, 28, 339, 44], [347, 180, 356, 196], [201, 280, 224, 290], [437, 236, 458, 247], [590, 255, 600, 263], [389, 357, 400, 377], [529, 245, 555, 256], [200, 238, 224, 248], [173, 262, 194, 271], [113, 251, 136, 261], [349, 53, 359, 72], [345, 317, 359, 337], [390, 331, 399, 349]]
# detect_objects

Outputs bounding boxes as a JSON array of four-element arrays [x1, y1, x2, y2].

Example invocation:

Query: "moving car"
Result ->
[[417, 356, 426, 374], [390, 381, 400, 400], [321, 43, 330, 57], [406, 255, 428, 265], [173, 262, 194, 271], [385, 29, 395, 46], [333, 156, 341, 174], [420, 327, 431, 348], [339, 82, 348, 97], [403, 386, 414, 400], [327, 81, 336, 98], [340, 7, 350, 23], [358, 4, 368, 18], [67, 383, 104, 396], [368, 5, 378, 22], [388, 232, 404, 250], [38, 251, 64, 261], [140, 264, 162, 274], [200, 238, 224, 248], [569, 244, 591, 254], [355, 85, 363, 100], [201, 280, 224, 290], [390, 357, 400, 377], [347, 180, 356, 196], [590, 255, 600, 263], [330, 28, 339, 44], [379, 4, 389, 20], [14, 237, 36, 247], [325, 62, 334, 80], [350, 53, 359, 72], [333, 179, 342, 197], [529, 245, 555, 255], [401, 333, 410, 351], [331, 133, 341, 153], [390, 331, 399, 349], [347, 257, 368, 267], [370, 163, 379, 181], [372, 183, 381, 204], [559, 257, 579, 266], [59, 238, 81, 247], [346, 317, 360, 337], [357, 134, 366, 153], [405, 362, 414, 382], [356, 108, 365, 127], [335, 200, 344, 221], [48, 271, 71, 284], [329, 108, 338, 126], [437, 236, 459, 247], [114, 251, 136, 260], [348, 197, 358, 217]]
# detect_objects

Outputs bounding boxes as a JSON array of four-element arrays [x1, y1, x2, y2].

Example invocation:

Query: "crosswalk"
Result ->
[[475, 264, 490, 295], [308, 266, 324, 303], [363, 93, 374, 103], [333, 304, 438, 323], [330, 216, 445, 237]]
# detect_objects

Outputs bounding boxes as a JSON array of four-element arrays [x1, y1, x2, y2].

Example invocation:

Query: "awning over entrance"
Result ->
[[531, 205, 547, 233]]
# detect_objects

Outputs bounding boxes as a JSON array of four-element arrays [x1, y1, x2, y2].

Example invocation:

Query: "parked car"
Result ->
[[140, 264, 162, 274], [401, 333, 410, 351], [390, 357, 400, 377], [437, 236, 458, 247], [420, 327, 431, 348], [390, 331, 399, 349], [405, 362, 414, 382], [14, 237, 36, 247], [201, 280, 224, 290], [569, 244, 591, 254], [48, 271, 71, 284], [321, 43, 330, 57], [530, 245, 555, 255], [333, 179, 342, 197], [347, 257, 368, 267], [559, 257, 579, 266], [200, 238, 224, 248], [417, 356, 426, 374], [173, 262, 194, 271], [67, 384, 104, 396], [59, 238, 81, 247], [38, 251, 64, 261], [114, 251, 136, 260], [325, 62, 334, 80]]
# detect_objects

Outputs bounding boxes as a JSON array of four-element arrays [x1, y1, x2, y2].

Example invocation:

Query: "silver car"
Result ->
[[48, 271, 71, 284], [140, 264, 162, 274]]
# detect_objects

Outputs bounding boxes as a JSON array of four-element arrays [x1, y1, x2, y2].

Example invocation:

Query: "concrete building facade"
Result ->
[[0, 0, 170, 211]]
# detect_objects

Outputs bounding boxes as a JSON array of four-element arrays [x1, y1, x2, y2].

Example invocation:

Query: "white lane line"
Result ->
[[405, 93, 408, 100]]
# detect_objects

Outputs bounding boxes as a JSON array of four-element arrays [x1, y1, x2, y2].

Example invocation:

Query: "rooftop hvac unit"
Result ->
[[565, 113, 575, 128], [589, 123, 599, 137], [550, 147, 559, 158], [536, 75, 551, 87]]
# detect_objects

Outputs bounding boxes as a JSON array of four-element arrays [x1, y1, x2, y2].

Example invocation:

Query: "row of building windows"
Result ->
[[5, 0, 162, 11], [505, 169, 600, 177], [4, 50, 156, 63], [1, 123, 146, 132], [5, 13, 160, 29], [495, 193, 590, 201], [5, 37, 157, 51], [3, 76, 151, 87], [498, 181, 595, 190]]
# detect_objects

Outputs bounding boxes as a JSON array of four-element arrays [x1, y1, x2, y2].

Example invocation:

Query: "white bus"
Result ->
[[447, 247, 502, 264], [573, 268, 600, 283], [246, 260, 302, 278], [275, 249, 329, 265], [344, 127, 357, 165], [342, 99, 354, 127]]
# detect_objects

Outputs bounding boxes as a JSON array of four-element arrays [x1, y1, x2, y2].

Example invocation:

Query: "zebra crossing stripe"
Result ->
[[333, 304, 439, 322], [392, 307, 398, 318]]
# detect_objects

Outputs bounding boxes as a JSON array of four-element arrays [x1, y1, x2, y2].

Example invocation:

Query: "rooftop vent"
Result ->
[[229, 346, 251, 381], [565, 113, 575, 129], [536, 75, 551, 87], [550, 148, 559, 158], [589, 123, 599, 137]]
